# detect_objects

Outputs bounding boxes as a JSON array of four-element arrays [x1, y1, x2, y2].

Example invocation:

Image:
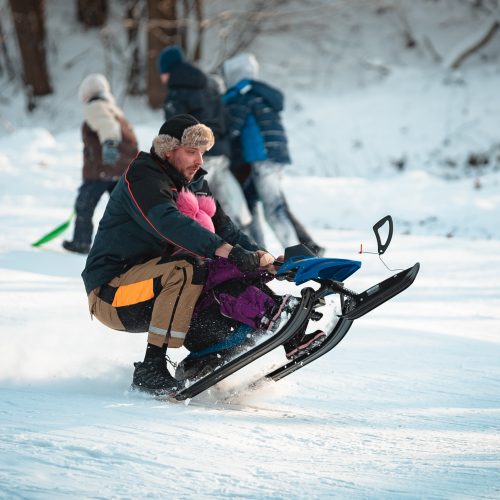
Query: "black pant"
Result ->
[[72, 180, 116, 246]]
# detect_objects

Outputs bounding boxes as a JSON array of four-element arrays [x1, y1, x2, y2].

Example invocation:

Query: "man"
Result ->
[[156, 45, 251, 228], [81, 114, 274, 395], [63, 73, 138, 254]]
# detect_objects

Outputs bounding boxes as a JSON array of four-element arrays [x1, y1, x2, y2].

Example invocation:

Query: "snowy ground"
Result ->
[[1, 124, 500, 498]]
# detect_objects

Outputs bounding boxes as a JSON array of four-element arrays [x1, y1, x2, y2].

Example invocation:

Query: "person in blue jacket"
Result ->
[[223, 53, 324, 255]]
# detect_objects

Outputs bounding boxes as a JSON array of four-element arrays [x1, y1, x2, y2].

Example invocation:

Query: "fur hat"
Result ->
[[156, 45, 185, 74], [153, 114, 215, 158], [78, 73, 113, 103], [223, 53, 259, 89]]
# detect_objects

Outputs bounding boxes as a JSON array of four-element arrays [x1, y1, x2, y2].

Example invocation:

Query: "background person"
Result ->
[[156, 45, 251, 229], [223, 53, 324, 255], [63, 73, 138, 254]]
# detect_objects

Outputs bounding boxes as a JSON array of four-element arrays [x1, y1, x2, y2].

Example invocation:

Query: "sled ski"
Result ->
[[243, 262, 419, 387], [259, 317, 354, 383], [339, 263, 420, 320]]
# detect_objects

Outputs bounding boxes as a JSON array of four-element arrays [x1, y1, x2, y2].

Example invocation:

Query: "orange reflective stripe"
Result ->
[[112, 279, 154, 307]]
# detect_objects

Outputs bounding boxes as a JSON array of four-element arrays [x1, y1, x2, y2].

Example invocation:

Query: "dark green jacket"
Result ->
[[81, 150, 257, 294]]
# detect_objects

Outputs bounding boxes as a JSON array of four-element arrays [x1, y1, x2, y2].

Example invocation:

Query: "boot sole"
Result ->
[[285, 331, 327, 360]]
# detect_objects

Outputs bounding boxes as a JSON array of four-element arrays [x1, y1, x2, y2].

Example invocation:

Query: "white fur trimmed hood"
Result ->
[[78, 73, 114, 104], [223, 53, 259, 89]]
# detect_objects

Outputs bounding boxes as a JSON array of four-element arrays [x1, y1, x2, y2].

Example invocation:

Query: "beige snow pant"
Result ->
[[88, 257, 204, 348]]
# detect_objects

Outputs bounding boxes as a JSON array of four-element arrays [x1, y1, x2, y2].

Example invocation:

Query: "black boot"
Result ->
[[132, 358, 182, 395], [283, 329, 327, 360], [62, 240, 90, 254], [132, 344, 182, 395], [175, 352, 227, 381]]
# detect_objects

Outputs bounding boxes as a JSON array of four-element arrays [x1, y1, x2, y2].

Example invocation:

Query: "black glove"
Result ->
[[228, 244, 260, 273], [102, 140, 119, 165]]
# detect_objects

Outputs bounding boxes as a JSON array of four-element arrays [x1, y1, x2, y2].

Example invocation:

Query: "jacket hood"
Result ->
[[225, 79, 284, 113], [78, 73, 114, 104], [223, 53, 259, 89], [168, 62, 207, 89]]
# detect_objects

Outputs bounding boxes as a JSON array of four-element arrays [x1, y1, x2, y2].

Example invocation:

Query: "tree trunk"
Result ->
[[125, 0, 142, 95], [192, 0, 204, 62], [8, 0, 52, 106], [0, 12, 16, 80], [179, 0, 189, 53], [77, 0, 108, 28], [179, 0, 204, 61], [146, 0, 178, 109]]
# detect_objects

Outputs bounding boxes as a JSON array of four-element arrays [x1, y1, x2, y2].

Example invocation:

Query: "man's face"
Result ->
[[166, 146, 207, 182]]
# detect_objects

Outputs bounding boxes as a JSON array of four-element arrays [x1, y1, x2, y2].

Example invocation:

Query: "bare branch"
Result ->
[[422, 35, 442, 64], [450, 19, 499, 69]]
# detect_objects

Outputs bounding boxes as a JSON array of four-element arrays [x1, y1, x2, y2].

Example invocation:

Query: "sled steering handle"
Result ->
[[373, 215, 393, 255]]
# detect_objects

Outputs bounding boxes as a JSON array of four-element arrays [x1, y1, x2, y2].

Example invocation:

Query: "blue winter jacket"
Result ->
[[223, 79, 291, 165]]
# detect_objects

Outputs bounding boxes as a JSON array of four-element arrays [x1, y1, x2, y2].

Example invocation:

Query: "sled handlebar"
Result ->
[[373, 215, 393, 255]]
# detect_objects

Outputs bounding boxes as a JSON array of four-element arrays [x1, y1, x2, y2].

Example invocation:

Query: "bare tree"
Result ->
[[178, 0, 203, 61], [77, 0, 108, 28], [8, 0, 52, 110], [125, 0, 142, 95], [146, 0, 179, 108], [0, 10, 16, 80], [207, 0, 278, 71], [179, 0, 189, 52], [192, 0, 204, 62]]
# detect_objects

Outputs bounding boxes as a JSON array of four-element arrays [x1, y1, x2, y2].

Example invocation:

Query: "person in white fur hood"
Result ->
[[63, 73, 138, 254]]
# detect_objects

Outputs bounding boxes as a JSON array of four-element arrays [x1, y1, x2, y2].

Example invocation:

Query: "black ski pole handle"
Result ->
[[373, 215, 393, 255]]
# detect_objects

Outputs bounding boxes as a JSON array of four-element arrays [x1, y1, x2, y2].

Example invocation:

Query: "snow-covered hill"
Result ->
[[1, 1, 500, 498]]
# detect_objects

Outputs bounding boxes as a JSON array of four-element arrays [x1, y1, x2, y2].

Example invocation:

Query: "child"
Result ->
[[63, 74, 138, 254], [223, 53, 324, 255]]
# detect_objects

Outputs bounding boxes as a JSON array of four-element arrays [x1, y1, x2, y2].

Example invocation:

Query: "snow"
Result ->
[[1, 1, 500, 498]]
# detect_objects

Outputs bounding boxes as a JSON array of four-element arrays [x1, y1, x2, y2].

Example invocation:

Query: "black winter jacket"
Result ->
[[81, 150, 258, 294], [163, 62, 230, 158]]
